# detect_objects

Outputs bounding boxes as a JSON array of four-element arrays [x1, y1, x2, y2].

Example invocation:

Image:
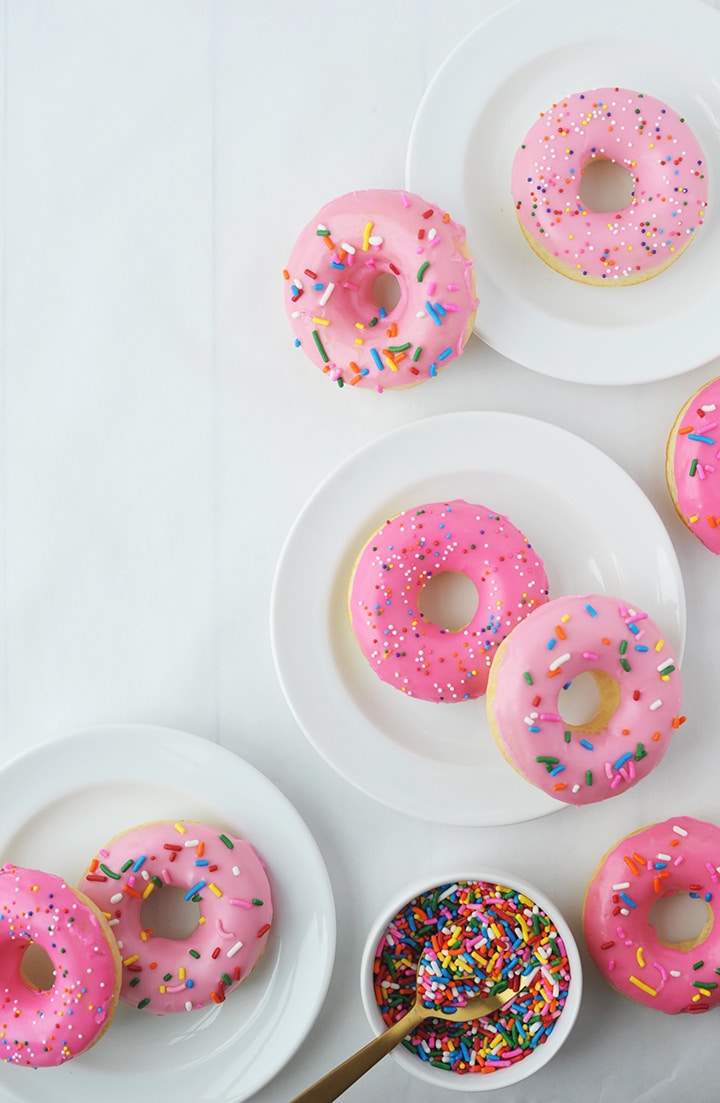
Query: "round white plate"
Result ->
[[271, 411, 685, 826], [406, 0, 720, 383], [0, 725, 336, 1103]]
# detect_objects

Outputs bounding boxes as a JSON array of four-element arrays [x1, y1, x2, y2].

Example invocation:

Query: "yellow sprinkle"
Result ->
[[160, 985, 167, 994], [655, 639, 665, 652], [123, 954, 140, 966], [142, 882, 156, 899], [561, 614, 570, 623], [629, 975, 657, 996], [362, 221, 373, 251], [179, 967, 186, 981], [198, 916, 206, 925], [354, 338, 364, 346], [312, 317, 330, 326], [208, 883, 223, 898], [636, 946, 645, 968], [174, 823, 186, 835], [689, 516, 699, 524], [355, 322, 365, 329], [698, 987, 712, 997]]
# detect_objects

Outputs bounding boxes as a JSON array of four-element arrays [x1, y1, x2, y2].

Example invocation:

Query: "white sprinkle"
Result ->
[[340, 242, 356, 255], [232, 866, 241, 876], [291, 310, 300, 318], [656, 658, 674, 672], [672, 825, 688, 836], [612, 882, 631, 891], [657, 854, 672, 862], [649, 699, 663, 711], [701, 404, 717, 412], [670, 970, 682, 978], [184, 839, 200, 848], [227, 940, 244, 958], [185, 1000, 193, 1012], [368, 234, 383, 247], [548, 652, 571, 671], [110, 893, 123, 904], [318, 282, 335, 307]]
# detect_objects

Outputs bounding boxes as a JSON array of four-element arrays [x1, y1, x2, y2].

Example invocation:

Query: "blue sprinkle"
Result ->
[[688, 433, 715, 444], [370, 348, 384, 372], [547, 638, 556, 650], [580, 739, 594, 750], [614, 752, 633, 770], [433, 301, 447, 317], [132, 856, 146, 872], [619, 891, 637, 909], [425, 301, 442, 325], [628, 622, 640, 635], [438, 347, 453, 360], [294, 338, 301, 347], [585, 604, 598, 616], [549, 764, 565, 776]]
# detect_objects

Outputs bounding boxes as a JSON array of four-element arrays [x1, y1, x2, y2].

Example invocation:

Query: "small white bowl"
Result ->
[[360, 869, 582, 1091]]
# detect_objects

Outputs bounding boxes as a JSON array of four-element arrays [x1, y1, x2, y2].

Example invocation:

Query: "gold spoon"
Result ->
[[289, 979, 526, 1103]]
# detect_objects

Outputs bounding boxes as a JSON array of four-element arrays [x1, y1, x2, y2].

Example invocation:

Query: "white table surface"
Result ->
[[2, 2, 720, 1101]]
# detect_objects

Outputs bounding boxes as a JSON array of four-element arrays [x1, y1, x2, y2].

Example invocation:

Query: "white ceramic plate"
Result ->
[[406, 0, 720, 383], [271, 411, 685, 826], [0, 725, 336, 1103]]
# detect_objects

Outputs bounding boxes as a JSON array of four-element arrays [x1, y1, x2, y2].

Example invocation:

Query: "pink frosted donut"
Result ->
[[666, 376, 720, 553], [283, 189, 478, 391], [512, 87, 708, 285], [348, 500, 549, 702], [0, 863, 121, 1066], [79, 820, 273, 1014], [486, 594, 684, 805], [583, 816, 720, 1013]]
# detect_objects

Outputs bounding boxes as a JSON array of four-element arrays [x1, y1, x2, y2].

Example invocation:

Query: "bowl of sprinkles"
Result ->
[[361, 871, 582, 1090]]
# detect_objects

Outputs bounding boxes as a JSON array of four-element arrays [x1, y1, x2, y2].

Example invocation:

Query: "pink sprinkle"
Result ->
[[582, 651, 599, 660], [610, 773, 623, 789], [539, 712, 563, 722], [427, 281, 437, 295], [429, 236, 442, 248], [400, 193, 410, 207], [343, 281, 358, 290], [608, 958, 616, 971], [161, 868, 172, 884], [653, 961, 668, 983], [99, 849, 110, 858], [447, 283, 460, 291], [442, 303, 460, 312], [229, 898, 252, 909]]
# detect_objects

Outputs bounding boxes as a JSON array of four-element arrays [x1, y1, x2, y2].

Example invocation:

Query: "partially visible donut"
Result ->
[[583, 816, 720, 1013], [0, 862, 121, 1066], [512, 88, 708, 285], [79, 820, 273, 1014], [348, 499, 549, 702], [486, 594, 684, 804], [283, 189, 478, 391], [666, 376, 720, 553]]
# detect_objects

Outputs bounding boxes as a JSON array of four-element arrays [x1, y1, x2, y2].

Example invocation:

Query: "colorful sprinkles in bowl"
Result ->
[[371, 880, 572, 1075]]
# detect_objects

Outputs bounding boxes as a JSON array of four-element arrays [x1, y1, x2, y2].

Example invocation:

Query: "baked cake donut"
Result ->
[[79, 820, 272, 1014], [0, 862, 122, 1066], [283, 189, 478, 391], [512, 88, 708, 285], [666, 376, 720, 553], [486, 594, 684, 804], [583, 816, 720, 1013], [348, 500, 549, 702]]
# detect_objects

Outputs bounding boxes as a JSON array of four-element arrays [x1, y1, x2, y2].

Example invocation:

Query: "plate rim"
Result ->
[[270, 410, 686, 826], [0, 723, 337, 1103]]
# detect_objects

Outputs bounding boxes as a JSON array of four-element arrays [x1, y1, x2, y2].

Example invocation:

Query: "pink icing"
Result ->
[[348, 500, 549, 702], [283, 189, 478, 391], [487, 594, 684, 805], [583, 816, 720, 1014], [512, 88, 708, 283], [668, 376, 720, 553], [80, 821, 272, 1014], [0, 863, 119, 1066]]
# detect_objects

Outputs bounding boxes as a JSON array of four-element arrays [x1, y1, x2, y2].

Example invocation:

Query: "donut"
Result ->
[[348, 499, 549, 702], [666, 376, 720, 553], [78, 820, 273, 1014], [583, 816, 720, 1013], [511, 87, 708, 285], [0, 862, 121, 1066], [486, 594, 684, 805], [282, 189, 478, 391]]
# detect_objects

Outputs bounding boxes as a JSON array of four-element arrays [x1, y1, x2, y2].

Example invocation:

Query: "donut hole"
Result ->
[[648, 892, 714, 952], [140, 886, 202, 940], [371, 271, 402, 313], [579, 157, 635, 213], [20, 943, 55, 991], [418, 571, 480, 632], [558, 670, 621, 734]]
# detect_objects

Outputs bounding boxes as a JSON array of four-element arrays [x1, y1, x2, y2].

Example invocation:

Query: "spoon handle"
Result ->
[[288, 1004, 425, 1103]]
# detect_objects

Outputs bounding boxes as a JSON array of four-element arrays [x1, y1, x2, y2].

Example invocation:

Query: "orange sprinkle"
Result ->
[[555, 625, 567, 640], [323, 236, 336, 251]]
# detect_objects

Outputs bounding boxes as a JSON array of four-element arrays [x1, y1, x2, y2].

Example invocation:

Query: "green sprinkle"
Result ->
[[412, 346, 422, 362], [417, 261, 430, 282], [523, 671, 534, 685], [694, 980, 717, 988], [311, 330, 329, 363], [129, 977, 140, 988], [387, 343, 412, 353], [163, 973, 172, 982], [619, 639, 627, 655], [137, 997, 151, 1009], [564, 730, 572, 743], [690, 458, 698, 477], [620, 658, 631, 672], [693, 960, 705, 970], [316, 228, 330, 236], [586, 770, 593, 786], [635, 743, 647, 761], [252, 898, 264, 906], [121, 859, 134, 873], [99, 864, 121, 880], [189, 949, 201, 959]]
